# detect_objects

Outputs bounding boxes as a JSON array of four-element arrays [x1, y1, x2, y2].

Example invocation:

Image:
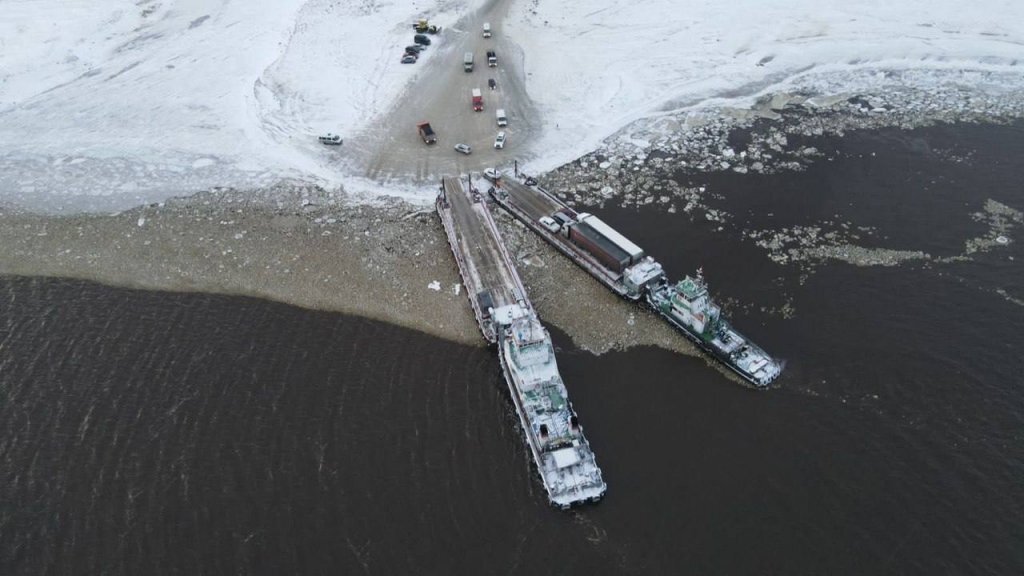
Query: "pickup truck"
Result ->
[[486, 50, 497, 67], [416, 122, 436, 144]]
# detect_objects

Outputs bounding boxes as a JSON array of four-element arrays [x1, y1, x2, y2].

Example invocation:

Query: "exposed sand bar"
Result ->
[[0, 184, 697, 359]]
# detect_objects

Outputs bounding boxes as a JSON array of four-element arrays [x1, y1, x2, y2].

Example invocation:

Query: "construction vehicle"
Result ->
[[413, 19, 442, 34]]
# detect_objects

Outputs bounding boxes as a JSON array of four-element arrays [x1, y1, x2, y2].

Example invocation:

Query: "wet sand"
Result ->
[[0, 182, 697, 359], [8, 79, 1020, 372]]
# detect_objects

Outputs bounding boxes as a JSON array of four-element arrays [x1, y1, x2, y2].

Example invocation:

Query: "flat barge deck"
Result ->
[[437, 176, 528, 343], [491, 178, 661, 300]]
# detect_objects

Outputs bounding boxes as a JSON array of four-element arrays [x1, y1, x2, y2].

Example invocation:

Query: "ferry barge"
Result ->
[[437, 176, 606, 507], [487, 171, 782, 388]]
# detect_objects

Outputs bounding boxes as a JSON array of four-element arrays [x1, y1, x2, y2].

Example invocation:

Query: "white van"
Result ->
[[495, 108, 507, 127], [482, 22, 492, 38]]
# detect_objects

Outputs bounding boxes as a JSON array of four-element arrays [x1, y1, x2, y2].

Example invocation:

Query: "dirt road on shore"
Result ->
[[353, 0, 539, 183]]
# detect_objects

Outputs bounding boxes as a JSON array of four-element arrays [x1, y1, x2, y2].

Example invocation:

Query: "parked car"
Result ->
[[405, 47, 421, 56], [539, 216, 561, 233], [401, 55, 417, 64], [454, 143, 472, 155], [405, 45, 424, 53], [414, 34, 431, 46], [493, 131, 506, 149], [318, 133, 342, 146]]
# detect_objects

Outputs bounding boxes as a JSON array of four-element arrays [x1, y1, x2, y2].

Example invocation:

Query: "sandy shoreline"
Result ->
[[5, 79, 1022, 378], [0, 182, 698, 362]]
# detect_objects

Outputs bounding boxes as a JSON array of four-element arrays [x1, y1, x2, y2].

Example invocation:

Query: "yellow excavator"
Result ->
[[413, 19, 441, 34]]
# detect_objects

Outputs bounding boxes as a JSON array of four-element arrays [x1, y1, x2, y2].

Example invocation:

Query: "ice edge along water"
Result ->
[[2, 0, 1023, 210]]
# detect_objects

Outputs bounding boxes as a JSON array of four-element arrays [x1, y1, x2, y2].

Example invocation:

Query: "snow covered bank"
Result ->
[[1, 0, 295, 210], [505, 0, 1024, 173], [0, 0, 471, 212], [2, 0, 1022, 212]]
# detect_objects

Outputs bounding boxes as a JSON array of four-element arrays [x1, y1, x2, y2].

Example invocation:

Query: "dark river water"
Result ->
[[2, 123, 1023, 574]]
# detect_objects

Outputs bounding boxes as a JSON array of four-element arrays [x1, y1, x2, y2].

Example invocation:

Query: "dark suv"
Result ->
[[414, 34, 431, 46]]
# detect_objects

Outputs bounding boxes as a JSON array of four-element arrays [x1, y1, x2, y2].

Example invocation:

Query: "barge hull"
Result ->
[[437, 192, 495, 342], [489, 185, 636, 299]]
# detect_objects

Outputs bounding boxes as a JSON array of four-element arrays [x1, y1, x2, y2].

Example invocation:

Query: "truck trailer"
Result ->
[[576, 213, 645, 263], [567, 221, 631, 274]]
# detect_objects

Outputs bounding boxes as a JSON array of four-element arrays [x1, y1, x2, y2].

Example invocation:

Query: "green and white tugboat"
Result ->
[[647, 268, 782, 388]]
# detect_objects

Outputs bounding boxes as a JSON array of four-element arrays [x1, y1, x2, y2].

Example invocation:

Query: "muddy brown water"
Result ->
[[2, 122, 1023, 574]]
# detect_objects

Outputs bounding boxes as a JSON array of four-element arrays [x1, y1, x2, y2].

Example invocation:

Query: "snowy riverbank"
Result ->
[[3, 0, 1023, 211]]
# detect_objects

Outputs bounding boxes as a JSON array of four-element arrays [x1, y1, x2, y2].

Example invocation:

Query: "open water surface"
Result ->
[[2, 123, 1022, 574]]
